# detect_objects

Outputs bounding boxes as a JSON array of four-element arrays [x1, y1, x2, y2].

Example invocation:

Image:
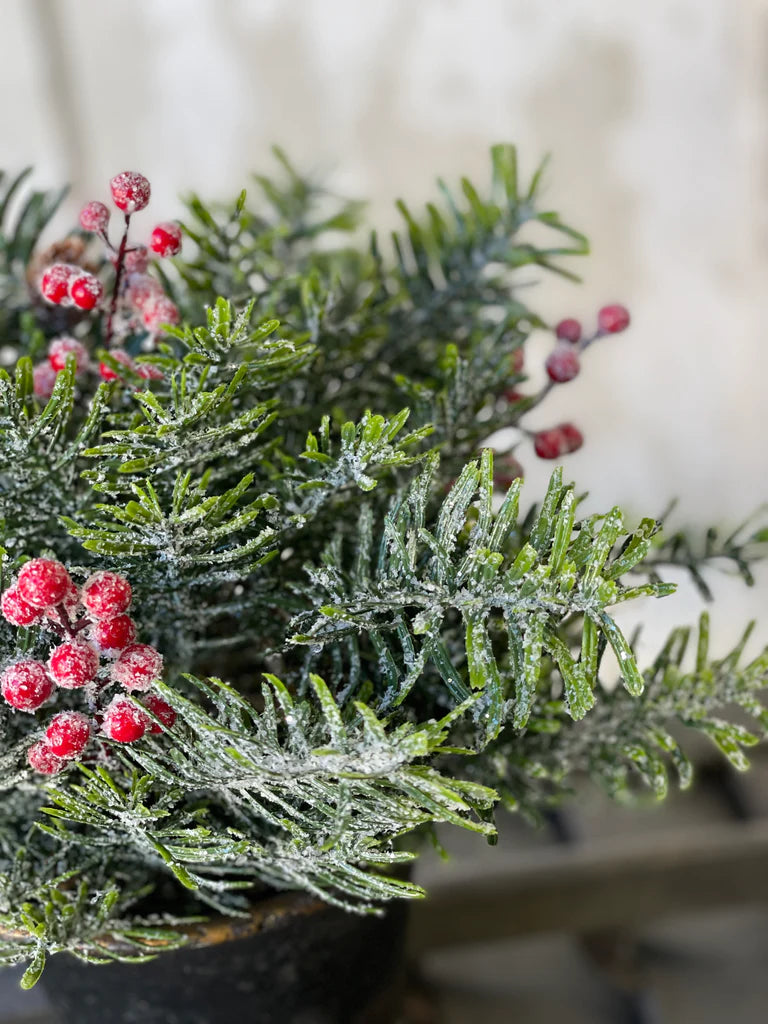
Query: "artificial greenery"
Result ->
[[0, 146, 766, 988]]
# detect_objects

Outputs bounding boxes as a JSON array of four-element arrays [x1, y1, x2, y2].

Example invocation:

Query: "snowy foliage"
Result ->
[[0, 147, 767, 984]]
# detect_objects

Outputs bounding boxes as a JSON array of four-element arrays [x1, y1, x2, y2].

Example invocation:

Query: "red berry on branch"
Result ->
[[1, 661, 55, 712], [597, 303, 630, 334], [510, 347, 524, 374], [102, 696, 150, 743], [17, 558, 72, 608], [110, 171, 151, 213], [40, 264, 74, 304], [69, 274, 104, 311], [111, 644, 163, 692], [494, 455, 524, 490], [149, 222, 182, 258], [45, 711, 91, 759], [33, 362, 59, 399], [559, 422, 584, 453], [503, 388, 524, 403], [79, 201, 110, 233], [27, 740, 65, 775], [143, 296, 180, 332], [48, 642, 99, 689], [545, 346, 580, 383], [533, 429, 566, 460], [99, 350, 134, 381], [124, 245, 149, 274], [48, 337, 88, 373], [92, 614, 137, 654], [82, 571, 132, 618], [143, 693, 176, 734], [125, 273, 162, 310], [1, 587, 42, 627], [555, 318, 582, 344]]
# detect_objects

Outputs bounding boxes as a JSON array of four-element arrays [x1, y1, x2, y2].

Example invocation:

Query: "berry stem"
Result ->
[[105, 213, 131, 348]]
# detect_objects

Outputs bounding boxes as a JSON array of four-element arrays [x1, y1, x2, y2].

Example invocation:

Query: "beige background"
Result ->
[[2, 0, 767, 660]]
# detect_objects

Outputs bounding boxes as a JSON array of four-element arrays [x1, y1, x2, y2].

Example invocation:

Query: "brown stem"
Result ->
[[104, 212, 131, 348]]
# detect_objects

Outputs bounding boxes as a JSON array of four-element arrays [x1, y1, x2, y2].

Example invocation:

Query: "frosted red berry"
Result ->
[[69, 274, 103, 311], [33, 362, 59, 399], [136, 362, 164, 381], [112, 644, 163, 692], [17, 558, 72, 608], [545, 346, 580, 383], [79, 201, 110, 233], [149, 222, 182, 258], [597, 303, 630, 334], [534, 428, 566, 460], [45, 711, 91, 759], [99, 350, 134, 381], [143, 296, 180, 332], [1, 661, 55, 712], [110, 171, 151, 213], [1, 587, 42, 627], [143, 693, 176, 734], [40, 264, 73, 304], [555, 318, 582, 344], [559, 422, 584, 453], [124, 245, 149, 275], [125, 273, 162, 310], [82, 571, 132, 618], [48, 337, 88, 373], [27, 740, 65, 775], [92, 614, 137, 653], [48, 642, 99, 689], [102, 696, 149, 743]]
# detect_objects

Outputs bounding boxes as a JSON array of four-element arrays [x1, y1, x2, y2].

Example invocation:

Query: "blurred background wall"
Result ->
[[2, 0, 767, 657]]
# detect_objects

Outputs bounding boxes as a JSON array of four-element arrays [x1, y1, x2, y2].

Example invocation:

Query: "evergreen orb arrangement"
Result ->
[[0, 147, 766, 1004]]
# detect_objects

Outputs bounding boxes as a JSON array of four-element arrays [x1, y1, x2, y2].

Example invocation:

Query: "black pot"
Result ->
[[40, 893, 409, 1024]]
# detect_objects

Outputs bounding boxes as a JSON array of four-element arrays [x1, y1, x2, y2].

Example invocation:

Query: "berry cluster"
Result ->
[[36, 171, 182, 387], [32, 335, 161, 400], [1, 558, 175, 774], [496, 304, 629, 484]]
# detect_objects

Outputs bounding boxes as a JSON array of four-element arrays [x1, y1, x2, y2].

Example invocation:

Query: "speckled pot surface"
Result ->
[[39, 893, 409, 1024]]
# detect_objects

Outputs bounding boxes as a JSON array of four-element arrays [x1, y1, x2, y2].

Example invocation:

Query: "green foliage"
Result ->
[[0, 147, 766, 983]]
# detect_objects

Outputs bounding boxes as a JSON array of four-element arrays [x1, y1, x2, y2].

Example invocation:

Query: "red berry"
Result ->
[[69, 274, 103, 311], [79, 201, 110, 233], [136, 363, 164, 381], [503, 389, 524, 403], [48, 642, 99, 689], [1, 661, 55, 712], [597, 303, 630, 334], [99, 350, 134, 381], [40, 264, 74, 304], [125, 273, 162, 310], [149, 222, 182, 258], [555, 318, 582, 344], [112, 644, 163, 692], [534, 429, 566, 460], [110, 171, 151, 213], [102, 696, 149, 743], [27, 740, 65, 775], [33, 362, 59, 399], [45, 711, 91, 759], [48, 337, 88, 373], [92, 614, 136, 653], [82, 571, 132, 618], [494, 455, 524, 489], [559, 422, 584, 453], [1, 587, 42, 627], [143, 693, 176, 734], [124, 245, 149, 274], [17, 559, 72, 608], [545, 346, 580, 383], [143, 296, 180, 333]]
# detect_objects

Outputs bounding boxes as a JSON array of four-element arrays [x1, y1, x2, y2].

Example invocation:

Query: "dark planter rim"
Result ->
[[0, 889, 329, 956]]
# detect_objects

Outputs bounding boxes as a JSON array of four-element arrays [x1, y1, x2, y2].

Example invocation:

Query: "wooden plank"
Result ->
[[409, 819, 768, 952]]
